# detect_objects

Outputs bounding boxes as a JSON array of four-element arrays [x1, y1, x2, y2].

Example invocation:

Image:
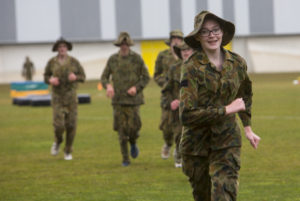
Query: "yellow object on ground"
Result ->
[[10, 90, 49, 98]]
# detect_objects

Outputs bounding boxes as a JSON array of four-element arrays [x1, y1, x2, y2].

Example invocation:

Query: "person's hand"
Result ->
[[244, 126, 261, 149], [49, 77, 60, 86], [170, 99, 180, 110], [225, 98, 245, 115], [68, 72, 77, 81], [127, 86, 137, 96], [106, 84, 114, 98]]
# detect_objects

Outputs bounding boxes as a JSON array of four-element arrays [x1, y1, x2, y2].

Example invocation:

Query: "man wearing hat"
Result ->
[[179, 11, 261, 201], [44, 37, 86, 160], [154, 30, 183, 159], [100, 32, 150, 167], [161, 41, 194, 168]]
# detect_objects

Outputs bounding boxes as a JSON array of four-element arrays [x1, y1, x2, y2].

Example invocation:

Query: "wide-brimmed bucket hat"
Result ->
[[165, 30, 184, 46], [114, 32, 134, 46], [174, 41, 192, 59], [184, 10, 235, 49], [52, 37, 72, 52]]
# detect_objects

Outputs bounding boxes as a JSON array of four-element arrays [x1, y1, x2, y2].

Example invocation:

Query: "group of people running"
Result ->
[[44, 10, 260, 201]]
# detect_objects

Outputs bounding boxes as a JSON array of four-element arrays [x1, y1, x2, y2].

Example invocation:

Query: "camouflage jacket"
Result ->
[[179, 48, 253, 156], [161, 60, 182, 109], [154, 48, 179, 108], [44, 55, 86, 104], [100, 50, 150, 106]]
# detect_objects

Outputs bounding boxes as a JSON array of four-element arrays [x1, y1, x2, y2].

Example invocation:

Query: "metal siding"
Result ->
[[0, 0, 16, 43], [115, 0, 142, 39], [196, 0, 208, 12], [141, 0, 170, 39], [99, 0, 117, 40], [234, 0, 250, 36], [16, 0, 61, 42], [223, 0, 234, 22], [208, 0, 223, 17], [169, 0, 182, 31], [60, 0, 101, 41], [181, 0, 196, 36], [249, 0, 274, 35], [274, 0, 300, 34]]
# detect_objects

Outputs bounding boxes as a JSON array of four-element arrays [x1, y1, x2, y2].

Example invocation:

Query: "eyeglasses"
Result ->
[[199, 28, 221, 37]]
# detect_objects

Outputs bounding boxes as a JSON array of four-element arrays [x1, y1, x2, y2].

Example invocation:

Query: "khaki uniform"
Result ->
[[161, 60, 183, 163], [180, 49, 252, 201], [100, 50, 150, 163], [44, 56, 85, 154], [22, 58, 35, 81], [154, 49, 179, 146]]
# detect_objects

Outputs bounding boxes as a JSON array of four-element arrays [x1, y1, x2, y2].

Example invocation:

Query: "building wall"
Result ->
[[1, 35, 300, 83], [1, 0, 300, 83], [1, 0, 300, 44]]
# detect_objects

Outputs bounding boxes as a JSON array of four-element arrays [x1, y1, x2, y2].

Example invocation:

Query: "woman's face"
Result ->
[[196, 19, 223, 52]]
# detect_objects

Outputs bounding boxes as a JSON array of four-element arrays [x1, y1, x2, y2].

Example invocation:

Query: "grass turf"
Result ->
[[0, 73, 299, 201]]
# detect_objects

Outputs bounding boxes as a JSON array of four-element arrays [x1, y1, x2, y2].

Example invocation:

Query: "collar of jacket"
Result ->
[[197, 48, 234, 65], [118, 49, 134, 57]]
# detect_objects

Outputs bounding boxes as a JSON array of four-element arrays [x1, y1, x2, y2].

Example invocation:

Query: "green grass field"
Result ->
[[0, 73, 299, 201]]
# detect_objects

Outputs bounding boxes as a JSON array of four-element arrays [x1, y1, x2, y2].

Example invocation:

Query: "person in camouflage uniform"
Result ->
[[44, 37, 86, 161], [100, 32, 150, 167], [161, 41, 194, 168], [179, 11, 261, 201], [22, 56, 35, 81], [154, 30, 183, 159]]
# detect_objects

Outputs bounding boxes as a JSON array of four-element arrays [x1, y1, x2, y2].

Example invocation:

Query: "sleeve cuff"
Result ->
[[218, 107, 226, 116]]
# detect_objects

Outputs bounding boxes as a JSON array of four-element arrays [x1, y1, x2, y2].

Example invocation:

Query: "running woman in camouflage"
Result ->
[[179, 11, 261, 201], [44, 37, 86, 160], [100, 32, 150, 167], [161, 41, 194, 168], [154, 30, 183, 159]]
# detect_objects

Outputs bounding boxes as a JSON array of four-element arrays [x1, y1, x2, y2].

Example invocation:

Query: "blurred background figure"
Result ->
[[154, 30, 183, 160], [161, 41, 194, 168], [22, 56, 35, 81]]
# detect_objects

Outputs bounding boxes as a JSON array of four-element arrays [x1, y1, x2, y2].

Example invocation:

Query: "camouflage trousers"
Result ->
[[182, 147, 241, 201], [159, 108, 174, 147], [172, 114, 182, 163], [113, 105, 141, 163], [52, 101, 77, 154]]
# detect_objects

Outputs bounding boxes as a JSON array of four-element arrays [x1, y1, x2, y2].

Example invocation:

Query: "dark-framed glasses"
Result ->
[[199, 28, 221, 37]]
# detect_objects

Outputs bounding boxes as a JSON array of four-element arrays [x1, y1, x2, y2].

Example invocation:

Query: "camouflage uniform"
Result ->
[[44, 55, 86, 154], [100, 49, 150, 164], [179, 48, 252, 201], [154, 48, 179, 147], [22, 57, 35, 81], [155, 30, 183, 152], [161, 60, 183, 163]]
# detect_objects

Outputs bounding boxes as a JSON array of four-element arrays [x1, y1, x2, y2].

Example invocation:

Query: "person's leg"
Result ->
[[51, 103, 65, 155], [64, 103, 77, 154], [173, 123, 182, 167], [127, 106, 141, 159], [160, 109, 174, 159], [114, 105, 130, 166], [182, 154, 211, 201], [209, 147, 241, 201]]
